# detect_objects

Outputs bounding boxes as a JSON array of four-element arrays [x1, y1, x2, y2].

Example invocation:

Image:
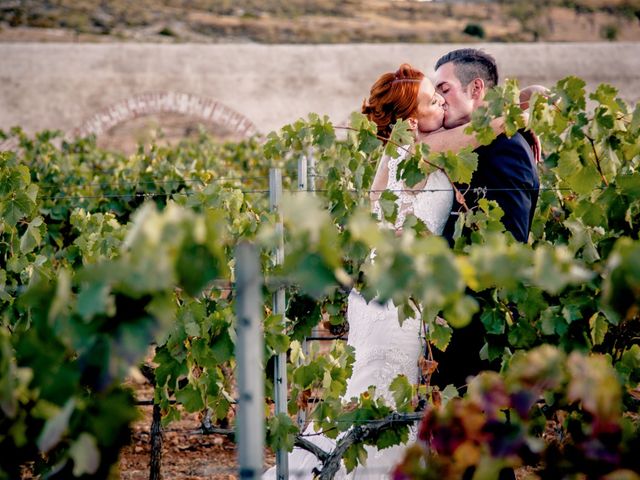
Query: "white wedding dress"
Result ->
[[263, 149, 453, 479]]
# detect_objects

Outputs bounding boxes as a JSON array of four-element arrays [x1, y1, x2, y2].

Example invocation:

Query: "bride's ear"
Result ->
[[407, 118, 418, 131]]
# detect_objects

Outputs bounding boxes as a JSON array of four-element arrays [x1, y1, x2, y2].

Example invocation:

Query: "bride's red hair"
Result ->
[[362, 63, 425, 141]]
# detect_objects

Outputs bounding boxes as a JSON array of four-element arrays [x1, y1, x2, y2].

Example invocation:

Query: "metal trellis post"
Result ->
[[235, 242, 264, 480], [296, 156, 308, 430], [270, 168, 288, 480]]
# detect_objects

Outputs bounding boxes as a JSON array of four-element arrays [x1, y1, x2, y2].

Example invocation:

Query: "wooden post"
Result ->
[[270, 168, 288, 480], [235, 242, 264, 480], [149, 399, 163, 480]]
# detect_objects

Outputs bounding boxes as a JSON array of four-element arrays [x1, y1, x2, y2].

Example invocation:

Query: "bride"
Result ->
[[263, 63, 509, 479]]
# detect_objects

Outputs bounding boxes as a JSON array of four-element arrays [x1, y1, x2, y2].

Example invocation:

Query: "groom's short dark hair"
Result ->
[[435, 49, 498, 88]]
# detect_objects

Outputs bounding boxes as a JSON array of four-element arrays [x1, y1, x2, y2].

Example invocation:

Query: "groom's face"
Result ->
[[433, 62, 476, 129]]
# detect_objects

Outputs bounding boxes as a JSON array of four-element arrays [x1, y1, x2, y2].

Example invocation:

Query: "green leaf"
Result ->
[[293, 362, 322, 389], [176, 242, 221, 297], [77, 282, 112, 321], [375, 424, 408, 449], [1, 191, 35, 225], [210, 329, 234, 364], [480, 308, 505, 335], [508, 320, 538, 348], [397, 152, 425, 188], [553, 76, 586, 114], [589, 84, 619, 112], [378, 190, 398, 224], [567, 352, 621, 422], [37, 398, 75, 453], [467, 105, 498, 146], [266, 412, 297, 451], [429, 318, 452, 352], [616, 344, 640, 383], [443, 295, 479, 329], [289, 253, 338, 299], [441, 384, 459, 406], [588, 313, 608, 346], [386, 120, 414, 156], [0, 164, 30, 195], [19, 216, 44, 254], [343, 442, 368, 473], [69, 433, 101, 476], [430, 148, 478, 185], [312, 117, 336, 149], [175, 385, 204, 412], [553, 148, 601, 195], [358, 130, 382, 154], [389, 374, 412, 412]]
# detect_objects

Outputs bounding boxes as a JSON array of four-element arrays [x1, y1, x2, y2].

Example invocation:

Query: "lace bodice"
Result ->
[[372, 148, 453, 235]]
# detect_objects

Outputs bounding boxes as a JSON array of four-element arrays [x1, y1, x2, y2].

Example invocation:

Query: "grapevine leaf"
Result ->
[[429, 148, 478, 185], [376, 424, 408, 450], [429, 318, 452, 352], [397, 152, 425, 188], [175, 385, 204, 412], [37, 398, 75, 453], [176, 242, 221, 297], [389, 374, 412, 412], [480, 308, 505, 335], [69, 433, 100, 476], [588, 313, 608, 346], [567, 352, 621, 422], [266, 413, 297, 451], [19, 216, 44, 254], [443, 295, 478, 329], [77, 282, 112, 321], [1, 191, 34, 225], [343, 442, 368, 473]]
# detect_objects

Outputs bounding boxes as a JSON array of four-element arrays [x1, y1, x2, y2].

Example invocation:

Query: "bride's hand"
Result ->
[[520, 84, 550, 110], [519, 107, 542, 163]]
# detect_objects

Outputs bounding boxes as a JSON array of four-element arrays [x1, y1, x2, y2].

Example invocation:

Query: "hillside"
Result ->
[[1, 0, 639, 43]]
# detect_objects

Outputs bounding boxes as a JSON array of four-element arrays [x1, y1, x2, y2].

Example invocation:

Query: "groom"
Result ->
[[431, 49, 540, 387]]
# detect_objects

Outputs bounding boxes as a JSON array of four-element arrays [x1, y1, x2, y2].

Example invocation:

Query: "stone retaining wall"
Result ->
[[1, 42, 639, 137]]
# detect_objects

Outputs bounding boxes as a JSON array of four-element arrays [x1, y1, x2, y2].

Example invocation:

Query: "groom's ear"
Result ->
[[469, 78, 485, 100]]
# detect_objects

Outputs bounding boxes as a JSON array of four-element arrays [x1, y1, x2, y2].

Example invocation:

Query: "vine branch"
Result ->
[[292, 412, 424, 479], [585, 134, 610, 187]]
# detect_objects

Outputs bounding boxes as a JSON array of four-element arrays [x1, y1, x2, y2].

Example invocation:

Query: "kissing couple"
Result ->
[[264, 48, 542, 479]]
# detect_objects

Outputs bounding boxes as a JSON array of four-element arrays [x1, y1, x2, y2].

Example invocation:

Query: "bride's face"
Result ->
[[414, 78, 445, 134]]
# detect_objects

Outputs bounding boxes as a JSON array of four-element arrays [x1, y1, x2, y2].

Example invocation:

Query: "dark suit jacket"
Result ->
[[432, 132, 539, 391], [442, 131, 539, 244]]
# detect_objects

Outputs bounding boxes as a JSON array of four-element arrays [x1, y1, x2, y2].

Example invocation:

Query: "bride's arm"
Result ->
[[370, 156, 389, 204], [415, 116, 506, 152]]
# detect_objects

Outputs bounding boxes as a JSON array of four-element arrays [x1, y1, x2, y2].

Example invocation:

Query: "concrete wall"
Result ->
[[1, 42, 639, 136]]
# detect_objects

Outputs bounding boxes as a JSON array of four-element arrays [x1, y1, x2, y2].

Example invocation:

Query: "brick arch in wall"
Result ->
[[0, 92, 259, 151], [71, 91, 259, 140]]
